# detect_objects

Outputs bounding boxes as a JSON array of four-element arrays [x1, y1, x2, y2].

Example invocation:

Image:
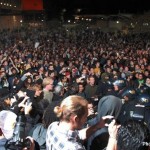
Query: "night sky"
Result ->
[[43, 0, 150, 19]]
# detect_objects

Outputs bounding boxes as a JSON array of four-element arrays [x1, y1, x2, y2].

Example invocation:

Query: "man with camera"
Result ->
[[0, 90, 40, 150]]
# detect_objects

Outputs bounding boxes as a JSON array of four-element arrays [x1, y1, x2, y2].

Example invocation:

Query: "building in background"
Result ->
[[0, 0, 21, 29], [0, 0, 44, 29], [0, 0, 150, 34]]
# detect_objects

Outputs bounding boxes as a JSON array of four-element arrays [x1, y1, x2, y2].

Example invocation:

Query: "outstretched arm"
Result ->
[[79, 115, 114, 140]]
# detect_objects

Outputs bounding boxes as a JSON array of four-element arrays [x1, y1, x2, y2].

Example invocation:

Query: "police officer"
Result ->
[[104, 80, 117, 96], [136, 83, 150, 95], [112, 78, 127, 98], [118, 87, 137, 124], [100, 78, 127, 97], [96, 73, 110, 98], [133, 94, 150, 131]]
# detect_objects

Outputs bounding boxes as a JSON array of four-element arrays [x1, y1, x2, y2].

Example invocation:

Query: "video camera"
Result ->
[[5, 115, 31, 150]]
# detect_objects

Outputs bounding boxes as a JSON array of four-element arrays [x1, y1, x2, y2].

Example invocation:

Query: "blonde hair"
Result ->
[[54, 95, 88, 122], [42, 77, 53, 88]]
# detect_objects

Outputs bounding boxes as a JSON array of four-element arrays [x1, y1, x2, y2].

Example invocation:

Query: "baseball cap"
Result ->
[[0, 110, 17, 139]]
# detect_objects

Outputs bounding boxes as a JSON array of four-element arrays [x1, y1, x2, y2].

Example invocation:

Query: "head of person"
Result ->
[[136, 94, 150, 107], [87, 99, 95, 118], [28, 84, 43, 99], [49, 71, 55, 78], [42, 77, 54, 91], [59, 75, 67, 83], [24, 77, 33, 88], [0, 110, 17, 139], [117, 120, 150, 150], [135, 64, 141, 70], [48, 64, 54, 71], [105, 66, 111, 73], [0, 94, 12, 107], [89, 67, 95, 75], [97, 95, 122, 121], [147, 65, 150, 71], [113, 79, 126, 92], [82, 68, 88, 77], [126, 73, 133, 80], [11, 68, 17, 75], [95, 61, 100, 68], [54, 95, 88, 130], [54, 85, 64, 96], [138, 73, 144, 81], [78, 83, 85, 93], [68, 84, 79, 95], [0, 94, 14, 111], [88, 75, 95, 86], [65, 71, 71, 79], [120, 87, 137, 102], [137, 85, 149, 95], [124, 66, 129, 72], [101, 73, 110, 82], [144, 70, 149, 77], [145, 76, 150, 86]]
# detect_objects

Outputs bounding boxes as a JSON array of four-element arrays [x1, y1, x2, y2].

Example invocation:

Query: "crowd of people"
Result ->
[[0, 26, 150, 150]]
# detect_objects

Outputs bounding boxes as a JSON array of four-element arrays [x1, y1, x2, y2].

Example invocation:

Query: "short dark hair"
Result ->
[[117, 120, 150, 150]]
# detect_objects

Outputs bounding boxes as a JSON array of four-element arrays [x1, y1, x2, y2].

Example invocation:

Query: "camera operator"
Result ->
[[2, 90, 35, 136], [0, 94, 39, 150], [8, 91, 30, 115], [5, 114, 39, 150], [0, 90, 28, 112], [0, 110, 38, 150]]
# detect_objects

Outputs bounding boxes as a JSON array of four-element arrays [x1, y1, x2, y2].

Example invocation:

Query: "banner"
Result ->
[[22, 0, 43, 11]]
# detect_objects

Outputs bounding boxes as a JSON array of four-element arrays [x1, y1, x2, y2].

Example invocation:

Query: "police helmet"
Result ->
[[136, 84, 149, 95], [120, 87, 137, 99], [106, 80, 114, 89], [137, 94, 150, 107], [113, 79, 126, 88]]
